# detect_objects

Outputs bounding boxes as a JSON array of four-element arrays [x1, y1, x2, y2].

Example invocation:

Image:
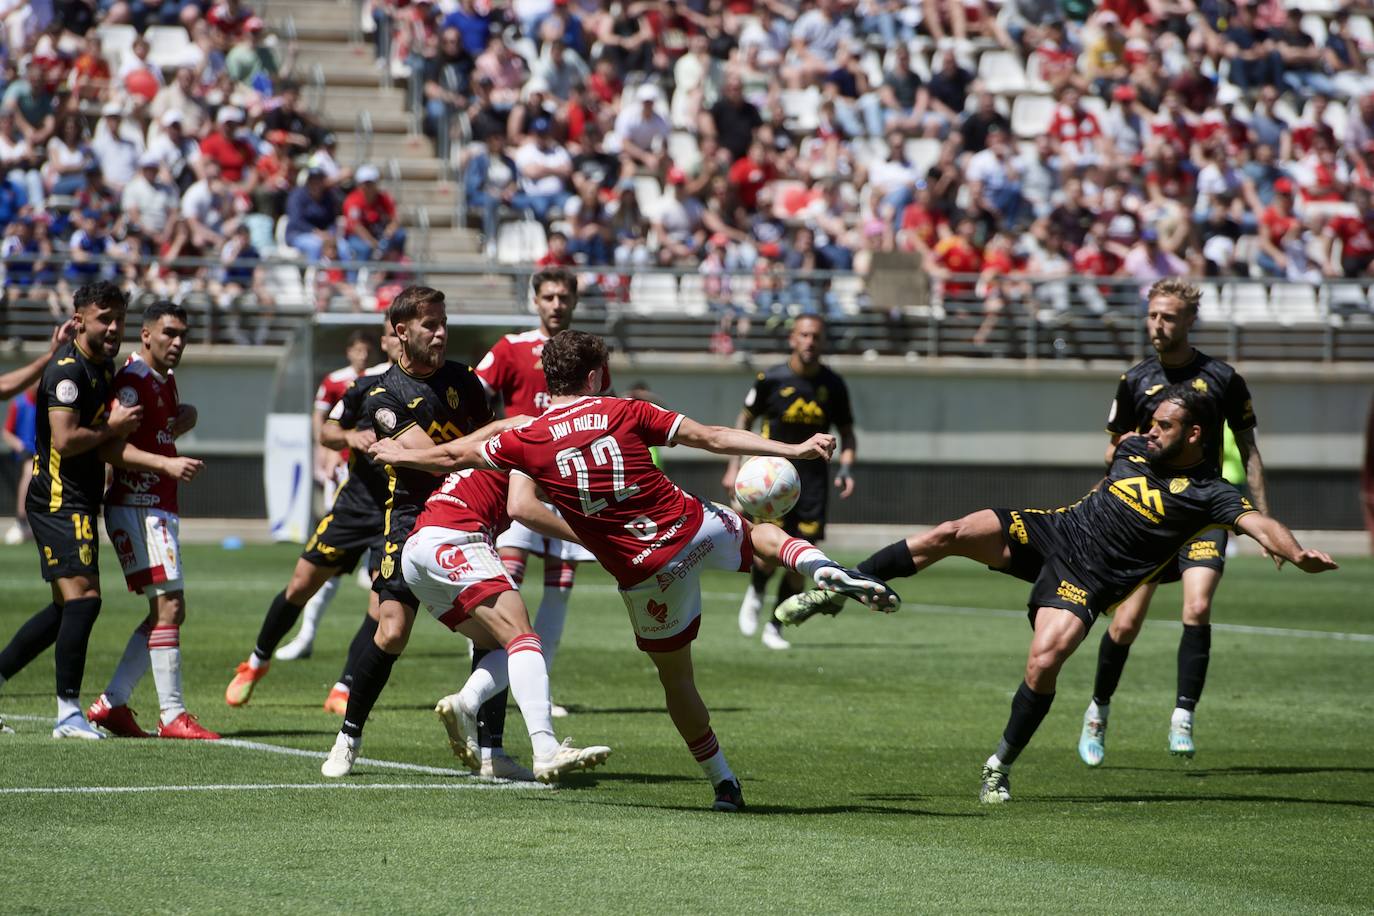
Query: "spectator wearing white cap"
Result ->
[[151, 68, 211, 137], [147, 110, 205, 191], [91, 102, 146, 192], [610, 83, 670, 174], [200, 106, 257, 185], [122, 152, 180, 243]]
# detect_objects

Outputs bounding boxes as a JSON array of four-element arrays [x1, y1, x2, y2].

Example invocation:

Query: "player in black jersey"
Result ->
[[775, 384, 1336, 803], [224, 319, 401, 712], [723, 315, 856, 650], [321, 286, 523, 778], [1077, 278, 1272, 767], [0, 283, 204, 739]]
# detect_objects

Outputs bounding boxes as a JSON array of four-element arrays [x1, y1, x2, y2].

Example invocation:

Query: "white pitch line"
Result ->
[[0, 782, 513, 796]]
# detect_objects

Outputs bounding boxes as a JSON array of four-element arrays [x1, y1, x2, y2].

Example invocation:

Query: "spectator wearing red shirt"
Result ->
[[973, 231, 1027, 347], [536, 230, 575, 267], [1048, 87, 1105, 168], [200, 107, 256, 184], [341, 163, 406, 262], [726, 139, 777, 213], [898, 182, 947, 254], [1326, 188, 1374, 278], [1257, 179, 1301, 276], [930, 216, 984, 301]]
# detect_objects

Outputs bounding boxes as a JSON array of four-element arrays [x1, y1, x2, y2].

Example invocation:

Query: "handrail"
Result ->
[[354, 109, 373, 166]]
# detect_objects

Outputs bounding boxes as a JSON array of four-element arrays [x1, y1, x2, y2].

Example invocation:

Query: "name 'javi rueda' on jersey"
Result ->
[[1106, 350, 1255, 476], [28, 340, 114, 514], [1029, 435, 1257, 596], [414, 468, 512, 541], [364, 359, 492, 536], [105, 353, 181, 512], [475, 329, 615, 417], [480, 396, 699, 588], [325, 362, 392, 514]]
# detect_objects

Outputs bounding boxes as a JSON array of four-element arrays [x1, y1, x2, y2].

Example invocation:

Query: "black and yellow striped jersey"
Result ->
[[364, 359, 492, 540], [26, 341, 115, 515]]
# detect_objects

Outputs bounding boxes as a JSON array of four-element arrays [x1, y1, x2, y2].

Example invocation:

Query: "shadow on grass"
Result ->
[[1181, 765, 1374, 778], [539, 792, 981, 817], [1044, 792, 1374, 809]]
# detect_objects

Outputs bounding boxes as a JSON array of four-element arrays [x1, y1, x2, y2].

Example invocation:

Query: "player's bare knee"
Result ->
[[375, 616, 411, 652], [1109, 610, 1145, 643], [1181, 598, 1212, 626], [154, 594, 185, 626]]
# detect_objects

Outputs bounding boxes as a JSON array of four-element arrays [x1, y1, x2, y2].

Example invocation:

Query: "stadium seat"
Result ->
[[1011, 94, 1055, 139], [977, 51, 1029, 95], [676, 273, 709, 316], [667, 132, 700, 175], [147, 25, 195, 70], [1300, 14, 1328, 45], [781, 88, 821, 131], [96, 24, 137, 68], [1197, 282, 1227, 324], [628, 272, 679, 315], [1270, 283, 1322, 325], [634, 175, 663, 218], [265, 264, 308, 310], [1303, 98, 1349, 137], [1273, 97, 1301, 125], [1228, 281, 1275, 324], [904, 138, 942, 175], [1024, 52, 1052, 94], [244, 213, 276, 255], [1347, 15, 1374, 45], [1289, 0, 1338, 12], [1079, 96, 1107, 120], [495, 220, 547, 264], [830, 274, 866, 316], [273, 216, 302, 260]]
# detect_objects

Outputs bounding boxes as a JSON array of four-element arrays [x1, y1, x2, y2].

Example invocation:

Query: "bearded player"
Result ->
[[371, 330, 896, 811]]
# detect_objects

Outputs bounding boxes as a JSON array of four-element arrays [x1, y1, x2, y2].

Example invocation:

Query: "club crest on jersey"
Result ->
[[1169, 478, 1190, 495], [446, 387, 460, 410], [1192, 378, 1209, 393], [56, 379, 79, 404], [436, 544, 474, 581], [116, 386, 138, 407], [78, 544, 93, 566], [645, 599, 669, 624]]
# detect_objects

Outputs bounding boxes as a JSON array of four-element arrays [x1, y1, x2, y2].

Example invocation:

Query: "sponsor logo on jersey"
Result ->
[[626, 515, 658, 541], [112, 529, 135, 565], [1007, 511, 1029, 545], [631, 513, 689, 566], [1056, 579, 1088, 606], [56, 379, 79, 404], [1192, 378, 1209, 393], [645, 599, 669, 624], [1186, 539, 1220, 562], [117, 386, 138, 407], [1169, 478, 1190, 494], [780, 398, 826, 426], [1109, 475, 1165, 523], [655, 538, 717, 591]]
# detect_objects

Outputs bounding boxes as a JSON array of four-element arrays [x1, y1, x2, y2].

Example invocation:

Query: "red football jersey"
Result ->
[[414, 468, 511, 539], [476, 330, 614, 417], [106, 354, 181, 512], [315, 365, 360, 413], [481, 396, 700, 588]]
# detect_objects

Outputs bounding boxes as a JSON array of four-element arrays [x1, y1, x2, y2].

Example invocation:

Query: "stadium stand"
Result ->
[[1, 0, 1374, 358]]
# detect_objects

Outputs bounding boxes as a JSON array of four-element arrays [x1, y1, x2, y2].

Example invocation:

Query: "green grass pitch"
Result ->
[[1, 544, 1371, 914]]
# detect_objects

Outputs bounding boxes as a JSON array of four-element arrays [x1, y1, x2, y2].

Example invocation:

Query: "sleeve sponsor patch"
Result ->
[[56, 379, 79, 405], [117, 386, 139, 407], [375, 408, 397, 432]]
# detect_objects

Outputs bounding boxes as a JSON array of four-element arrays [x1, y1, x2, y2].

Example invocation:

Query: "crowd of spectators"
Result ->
[[385, 0, 1374, 346], [0, 1, 417, 339]]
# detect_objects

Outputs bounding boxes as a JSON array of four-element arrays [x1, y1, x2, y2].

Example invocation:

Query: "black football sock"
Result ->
[[857, 540, 917, 581], [253, 590, 304, 661], [1092, 631, 1132, 707], [1176, 624, 1211, 712], [749, 564, 772, 594], [53, 597, 102, 703], [994, 680, 1056, 767], [341, 641, 399, 739], [0, 602, 62, 680], [339, 614, 380, 689], [473, 648, 507, 750]]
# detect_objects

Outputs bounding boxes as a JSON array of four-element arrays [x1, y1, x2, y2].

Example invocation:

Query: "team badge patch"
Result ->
[[446, 387, 460, 409], [116, 386, 138, 407], [78, 544, 93, 566], [376, 408, 397, 432], [56, 379, 79, 404], [1169, 478, 1190, 494], [380, 556, 395, 579]]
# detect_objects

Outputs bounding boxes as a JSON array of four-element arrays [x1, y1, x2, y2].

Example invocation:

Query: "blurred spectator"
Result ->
[[200, 106, 255, 185], [215, 222, 275, 344], [263, 82, 322, 157], [423, 26, 473, 139], [43, 113, 91, 197], [514, 117, 572, 221], [342, 164, 406, 261], [465, 132, 523, 250], [1223, 3, 1282, 95], [444, 0, 495, 56], [285, 168, 343, 261], [612, 83, 669, 174], [227, 16, 295, 92], [0, 108, 44, 209], [121, 152, 179, 246], [2, 59, 56, 146], [91, 102, 144, 192], [1123, 227, 1188, 300], [151, 68, 211, 137], [147, 110, 203, 192], [181, 160, 232, 251]]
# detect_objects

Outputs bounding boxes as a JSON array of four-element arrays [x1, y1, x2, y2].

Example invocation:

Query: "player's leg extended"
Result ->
[[981, 607, 1087, 804], [322, 598, 415, 777], [1078, 581, 1157, 767], [0, 594, 65, 702], [1172, 563, 1222, 758], [325, 588, 381, 715], [748, 522, 898, 609], [227, 557, 337, 707], [458, 592, 609, 783], [647, 644, 744, 812], [776, 509, 1010, 625], [52, 574, 105, 739]]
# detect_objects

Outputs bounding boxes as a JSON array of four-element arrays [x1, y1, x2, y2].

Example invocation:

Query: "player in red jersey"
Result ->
[[403, 467, 612, 782], [275, 331, 379, 662], [89, 302, 218, 740], [371, 331, 898, 811], [475, 267, 603, 716]]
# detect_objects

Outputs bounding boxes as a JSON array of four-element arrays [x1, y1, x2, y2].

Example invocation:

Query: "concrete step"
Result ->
[[314, 85, 409, 108], [339, 133, 436, 161], [324, 108, 413, 134], [293, 39, 374, 58], [291, 58, 391, 89]]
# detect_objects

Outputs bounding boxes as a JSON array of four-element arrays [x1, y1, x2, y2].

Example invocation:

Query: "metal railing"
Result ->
[[4, 259, 1373, 360]]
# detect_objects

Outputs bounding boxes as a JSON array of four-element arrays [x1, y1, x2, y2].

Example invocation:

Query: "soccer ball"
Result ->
[[733, 456, 801, 520]]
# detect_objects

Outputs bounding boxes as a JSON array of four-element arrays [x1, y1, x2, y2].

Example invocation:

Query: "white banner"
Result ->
[[264, 413, 313, 544]]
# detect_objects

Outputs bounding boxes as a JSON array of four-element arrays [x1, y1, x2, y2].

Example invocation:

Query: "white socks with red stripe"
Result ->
[[533, 563, 574, 670], [779, 537, 834, 581], [506, 633, 557, 759], [105, 621, 153, 707], [149, 625, 185, 723], [687, 728, 735, 785], [501, 557, 526, 586]]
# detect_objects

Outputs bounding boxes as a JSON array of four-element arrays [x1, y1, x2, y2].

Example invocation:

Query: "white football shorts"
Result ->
[[104, 506, 184, 596], [402, 526, 519, 631], [496, 505, 596, 563]]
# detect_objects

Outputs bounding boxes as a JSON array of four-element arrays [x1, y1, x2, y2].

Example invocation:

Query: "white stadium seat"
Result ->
[[1011, 94, 1055, 139], [1228, 281, 1275, 324], [628, 272, 679, 315], [96, 24, 137, 68], [146, 25, 196, 70], [1197, 282, 1227, 324], [496, 220, 547, 265], [1270, 283, 1322, 325], [903, 138, 942, 175], [977, 51, 1028, 95]]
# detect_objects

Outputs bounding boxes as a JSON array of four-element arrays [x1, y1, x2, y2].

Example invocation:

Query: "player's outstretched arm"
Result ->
[[507, 473, 581, 544], [1235, 513, 1339, 573], [368, 416, 530, 473], [0, 318, 76, 400], [673, 417, 836, 461], [98, 439, 205, 482]]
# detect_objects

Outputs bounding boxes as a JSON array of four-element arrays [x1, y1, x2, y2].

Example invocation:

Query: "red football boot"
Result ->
[[158, 712, 221, 740], [86, 694, 150, 738]]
